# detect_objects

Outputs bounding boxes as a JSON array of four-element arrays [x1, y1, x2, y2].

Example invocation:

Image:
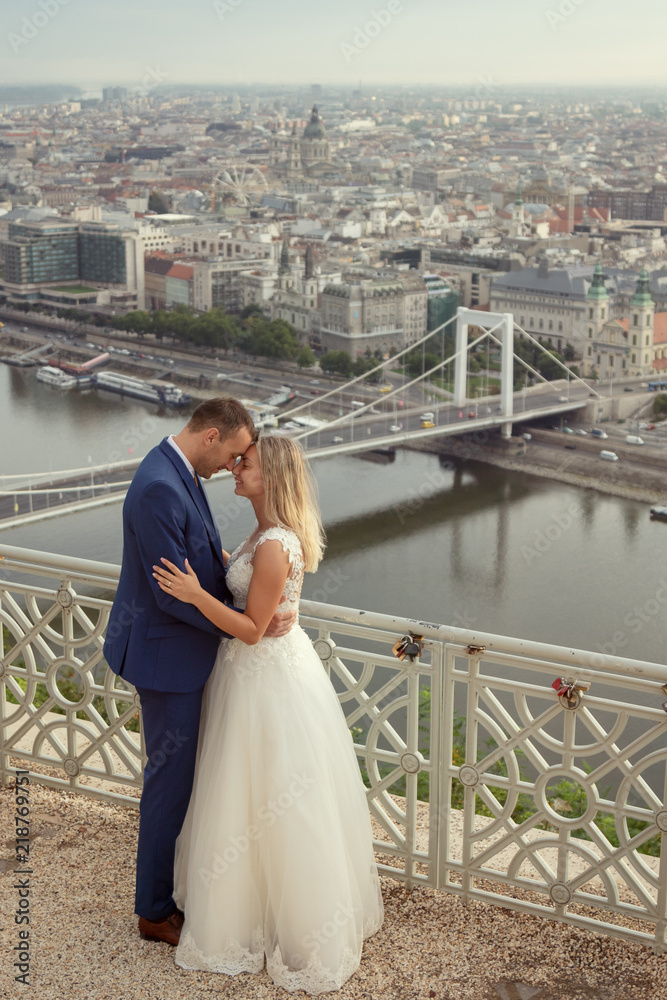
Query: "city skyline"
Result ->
[[3, 0, 667, 91]]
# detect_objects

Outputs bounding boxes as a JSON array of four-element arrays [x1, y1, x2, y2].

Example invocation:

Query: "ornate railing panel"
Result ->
[[2, 542, 667, 950], [0, 545, 143, 805], [439, 645, 667, 951], [300, 612, 443, 891]]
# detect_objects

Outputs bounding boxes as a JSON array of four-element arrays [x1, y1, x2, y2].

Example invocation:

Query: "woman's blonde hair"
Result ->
[[255, 435, 325, 572]]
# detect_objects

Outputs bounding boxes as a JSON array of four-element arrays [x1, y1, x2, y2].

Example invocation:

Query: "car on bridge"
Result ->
[[422, 420, 435, 428]]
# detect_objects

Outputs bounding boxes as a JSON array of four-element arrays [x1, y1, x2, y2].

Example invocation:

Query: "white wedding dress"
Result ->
[[173, 526, 384, 994]]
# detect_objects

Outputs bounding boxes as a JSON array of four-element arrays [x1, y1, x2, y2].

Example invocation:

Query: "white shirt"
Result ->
[[167, 434, 196, 480]]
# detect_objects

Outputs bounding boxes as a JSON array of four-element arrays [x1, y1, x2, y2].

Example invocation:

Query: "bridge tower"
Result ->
[[454, 307, 515, 437]]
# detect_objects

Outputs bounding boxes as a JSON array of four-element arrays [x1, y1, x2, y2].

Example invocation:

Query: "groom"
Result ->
[[104, 397, 293, 946]]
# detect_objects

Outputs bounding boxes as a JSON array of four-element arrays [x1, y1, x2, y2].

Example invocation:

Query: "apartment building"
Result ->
[[320, 272, 427, 358]]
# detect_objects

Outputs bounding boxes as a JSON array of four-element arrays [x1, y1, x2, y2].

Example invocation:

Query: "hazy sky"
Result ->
[[3, 0, 667, 91]]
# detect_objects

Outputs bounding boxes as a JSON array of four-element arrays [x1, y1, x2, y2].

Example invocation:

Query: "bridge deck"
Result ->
[[0, 400, 587, 529]]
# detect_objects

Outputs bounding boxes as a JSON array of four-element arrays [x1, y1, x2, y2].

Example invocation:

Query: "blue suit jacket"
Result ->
[[103, 438, 230, 692]]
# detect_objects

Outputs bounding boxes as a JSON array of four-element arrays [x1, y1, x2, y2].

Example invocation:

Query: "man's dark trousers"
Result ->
[[134, 686, 204, 922]]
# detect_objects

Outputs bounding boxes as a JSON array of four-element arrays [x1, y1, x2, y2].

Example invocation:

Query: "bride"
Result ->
[[152, 434, 384, 995]]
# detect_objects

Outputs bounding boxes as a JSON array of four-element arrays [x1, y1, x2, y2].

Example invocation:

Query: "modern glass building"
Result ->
[[79, 227, 127, 284], [5, 221, 79, 284], [423, 273, 459, 332], [1, 220, 141, 305]]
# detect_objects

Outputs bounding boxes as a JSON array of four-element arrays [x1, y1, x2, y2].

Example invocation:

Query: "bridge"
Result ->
[[0, 308, 598, 529]]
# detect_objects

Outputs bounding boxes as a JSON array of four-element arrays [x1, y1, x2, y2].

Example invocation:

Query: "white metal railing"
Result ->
[[2, 543, 667, 951]]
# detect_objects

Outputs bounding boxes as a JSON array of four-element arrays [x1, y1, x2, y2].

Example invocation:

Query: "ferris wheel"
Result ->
[[212, 161, 269, 207]]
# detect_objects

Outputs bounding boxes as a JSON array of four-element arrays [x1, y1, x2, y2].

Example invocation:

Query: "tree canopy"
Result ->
[[111, 305, 300, 359]]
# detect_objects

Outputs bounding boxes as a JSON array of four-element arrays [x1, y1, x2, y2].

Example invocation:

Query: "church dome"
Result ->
[[303, 105, 327, 140], [587, 261, 609, 300], [631, 267, 653, 307]]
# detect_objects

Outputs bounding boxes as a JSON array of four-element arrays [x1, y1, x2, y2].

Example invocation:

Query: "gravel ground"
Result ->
[[2, 781, 667, 1000]]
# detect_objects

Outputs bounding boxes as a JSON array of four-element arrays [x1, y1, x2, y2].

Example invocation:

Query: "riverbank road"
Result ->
[[489, 428, 667, 504]]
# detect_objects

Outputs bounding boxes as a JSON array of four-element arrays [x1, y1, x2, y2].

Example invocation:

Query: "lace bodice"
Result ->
[[225, 526, 304, 613]]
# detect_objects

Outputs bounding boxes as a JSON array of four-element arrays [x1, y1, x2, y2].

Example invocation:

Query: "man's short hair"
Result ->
[[187, 397, 256, 442]]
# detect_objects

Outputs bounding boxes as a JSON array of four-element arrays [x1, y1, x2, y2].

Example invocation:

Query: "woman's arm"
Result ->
[[222, 547, 230, 567], [153, 539, 290, 645]]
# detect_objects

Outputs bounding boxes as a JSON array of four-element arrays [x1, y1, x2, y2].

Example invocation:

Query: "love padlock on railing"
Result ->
[[552, 676, 591, 710], [391, 633, 424, 663], [659, 683, 667, 715]]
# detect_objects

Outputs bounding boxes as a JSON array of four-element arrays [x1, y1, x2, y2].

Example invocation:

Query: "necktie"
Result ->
[[194, 473, 212, 521]]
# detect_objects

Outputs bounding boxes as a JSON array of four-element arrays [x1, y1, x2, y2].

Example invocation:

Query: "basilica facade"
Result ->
[[269, 106, 332, 179]]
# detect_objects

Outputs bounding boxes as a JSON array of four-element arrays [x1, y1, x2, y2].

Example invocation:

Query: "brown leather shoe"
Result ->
[[138, 909, 184, 946]]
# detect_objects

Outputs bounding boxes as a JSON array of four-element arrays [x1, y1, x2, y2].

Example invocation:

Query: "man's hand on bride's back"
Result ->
[[264, 597, 297, 638]]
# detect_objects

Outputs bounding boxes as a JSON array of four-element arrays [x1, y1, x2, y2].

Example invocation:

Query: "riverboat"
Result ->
[[92, 371, 191, 407], [35, 367, 78, 389]]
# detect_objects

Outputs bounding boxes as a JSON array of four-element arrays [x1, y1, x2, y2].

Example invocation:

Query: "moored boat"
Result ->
[[36, 367, 78, 389], [92, 371, 190, 407]]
